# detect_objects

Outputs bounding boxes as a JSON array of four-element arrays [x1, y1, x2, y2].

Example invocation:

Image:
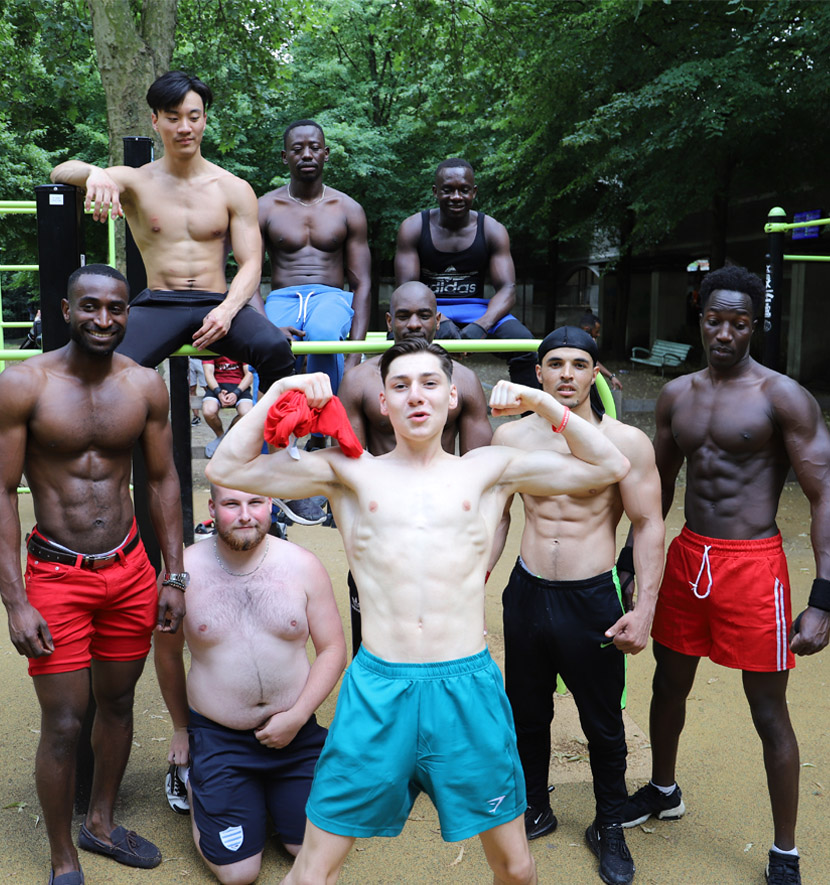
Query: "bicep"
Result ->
[[619, 439, 663, 526], [394, 220, 421, 283], [305, 562, 346, 651], [459, 386, 493, 452], [780, 393, 830, 501], [227, 182, 262, 265]]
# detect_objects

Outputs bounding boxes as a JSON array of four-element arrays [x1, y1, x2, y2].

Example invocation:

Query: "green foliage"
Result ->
[[4, 0, 830, 317]]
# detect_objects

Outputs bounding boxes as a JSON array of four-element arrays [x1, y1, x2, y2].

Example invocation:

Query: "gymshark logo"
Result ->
[[487, 795, 506, 814]]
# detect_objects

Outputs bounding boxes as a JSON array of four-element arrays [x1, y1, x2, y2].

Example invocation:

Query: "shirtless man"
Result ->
[[0, 265, 186, 884], [493, 326, 664, 885], [395, 158, 538, 389], [51, 71, 294, 390], [259, 118, 371, 389], [207, 336, 630, 884], [155, 484, 345, 884], [620, 266, 830, 885], [338, 280, 492, 654]]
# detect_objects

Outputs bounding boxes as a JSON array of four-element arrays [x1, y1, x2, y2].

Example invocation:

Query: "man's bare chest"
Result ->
[[130, 182, 230, 244], [672, 388, 776, 457], [268, 208, 347, 253], [30, 386, 147, 455]]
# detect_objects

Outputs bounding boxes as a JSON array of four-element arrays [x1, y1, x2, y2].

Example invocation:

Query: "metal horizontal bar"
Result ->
[[0, 265, 39, 272], [765, 218, 830, 233], [783, 254, 830, 263]]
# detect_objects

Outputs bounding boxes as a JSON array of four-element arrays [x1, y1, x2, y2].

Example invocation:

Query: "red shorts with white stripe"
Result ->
[[651, 525, 794, 672]]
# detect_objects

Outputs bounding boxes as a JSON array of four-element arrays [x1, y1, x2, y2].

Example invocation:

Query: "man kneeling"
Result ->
[[155, 485, 346, 883]]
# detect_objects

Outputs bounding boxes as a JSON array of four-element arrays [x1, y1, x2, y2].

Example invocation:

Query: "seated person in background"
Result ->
[[189, 356, 206, 425], [579, 312, 622, 392], [155, 484, 346, 885], [202, 357, 254, 458]]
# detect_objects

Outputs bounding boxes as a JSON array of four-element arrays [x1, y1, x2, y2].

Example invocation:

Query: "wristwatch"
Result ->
[[161, 571, 190, 592]]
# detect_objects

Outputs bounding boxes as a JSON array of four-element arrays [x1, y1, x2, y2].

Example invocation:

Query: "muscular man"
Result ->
[[0, 265, 186, 884], [620, 266, 830, 885], [207, 337, 630, 885], [395, 158, 538, 389], [338, 280, 492, 654], [259, 118, 371, 389], [51, 71, 294, 390], [155, 484, 346, 884], [493, 326, 664, 885]]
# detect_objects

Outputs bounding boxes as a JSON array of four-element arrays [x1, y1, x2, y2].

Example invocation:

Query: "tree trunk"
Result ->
[[709, 152, 734, 270], [86, 0, 178, 268]]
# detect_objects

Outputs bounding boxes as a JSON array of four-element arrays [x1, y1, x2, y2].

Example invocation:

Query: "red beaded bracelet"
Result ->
[[552, 407, 570, 433]]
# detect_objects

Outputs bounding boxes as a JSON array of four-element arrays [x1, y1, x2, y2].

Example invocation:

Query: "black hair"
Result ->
[[699, 265, 764, 319], [283, 119, 325, 147], [578, 312, 600, 330], [67, 264, 129, 299], [146, 71, 212, 113], [380, 338, 453, 384], [435, 158, 474, 182]]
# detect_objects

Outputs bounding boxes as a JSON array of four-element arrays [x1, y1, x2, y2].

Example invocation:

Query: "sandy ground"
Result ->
[[2, 363, 829, 884]]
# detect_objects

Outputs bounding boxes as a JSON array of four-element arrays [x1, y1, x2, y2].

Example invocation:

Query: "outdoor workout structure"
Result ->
[[764, 206, 830, 371]]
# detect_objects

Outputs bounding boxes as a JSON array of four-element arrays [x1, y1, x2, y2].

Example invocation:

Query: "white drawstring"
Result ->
[[295, 290, 316, 325], [689, 545, 713, 599]]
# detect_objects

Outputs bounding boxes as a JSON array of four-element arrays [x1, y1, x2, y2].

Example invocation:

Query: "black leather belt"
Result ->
[[26, 531, 141, 570]]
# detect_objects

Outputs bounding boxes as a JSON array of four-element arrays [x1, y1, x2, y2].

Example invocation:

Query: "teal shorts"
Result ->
[[306, 647, 526, 842]]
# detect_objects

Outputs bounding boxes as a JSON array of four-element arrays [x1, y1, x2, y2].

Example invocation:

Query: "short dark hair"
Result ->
[[699, 265, 764, 319], [283, 119, 325, 147], [380, 338, 453, 384], [67, 264, 129, 299], [435, 158, 474, 182], [146, 71, 212, 114], [578, 312, 600, 331]]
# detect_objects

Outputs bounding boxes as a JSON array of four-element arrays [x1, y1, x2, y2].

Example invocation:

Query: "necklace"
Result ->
[[287, 183, 327, 206], [213, 538, 269, 577]]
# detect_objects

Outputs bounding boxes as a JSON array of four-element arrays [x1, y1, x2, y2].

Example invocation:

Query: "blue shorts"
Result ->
[[188, 708, 327, 864], [306, 647, 526, 842], [435, 298, 518, 332]]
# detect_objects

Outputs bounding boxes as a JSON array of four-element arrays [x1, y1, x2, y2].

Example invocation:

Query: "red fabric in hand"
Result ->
[[264, 389, 363, 458]]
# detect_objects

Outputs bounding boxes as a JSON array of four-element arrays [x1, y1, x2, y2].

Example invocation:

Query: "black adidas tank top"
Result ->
[[417, 209, 490, 299]]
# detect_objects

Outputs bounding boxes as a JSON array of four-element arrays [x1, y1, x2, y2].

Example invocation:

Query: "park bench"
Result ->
[[630, 339, 692, 375]]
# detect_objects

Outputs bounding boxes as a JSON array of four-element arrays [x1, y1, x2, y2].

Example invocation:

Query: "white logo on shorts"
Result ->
[[487, 795, 506, 814], [219, 825, 244, 851]]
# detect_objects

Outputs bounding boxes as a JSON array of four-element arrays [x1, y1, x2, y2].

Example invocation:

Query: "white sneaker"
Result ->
[[165, 763, 190, 815]]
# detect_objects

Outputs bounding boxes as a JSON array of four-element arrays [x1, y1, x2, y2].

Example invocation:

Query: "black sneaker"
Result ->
[[621, 782, 685, 828], [274, 496, 328, 526], [164, 764, 190, 815], [524, 805, 557, 840], [191, 416, 201, 426], [585, 822, 635, 885], [765, 850, 801, 884]]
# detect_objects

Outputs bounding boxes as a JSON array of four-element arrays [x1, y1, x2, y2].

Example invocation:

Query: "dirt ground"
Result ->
[[2, 361, 829, 884]]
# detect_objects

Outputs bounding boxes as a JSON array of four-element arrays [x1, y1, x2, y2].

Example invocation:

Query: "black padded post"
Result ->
[[34, 184, 85, 351]]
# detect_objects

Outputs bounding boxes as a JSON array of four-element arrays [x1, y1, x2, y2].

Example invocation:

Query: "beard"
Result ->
[[217, 522, 268, 551], [69, 323, 124, 355]]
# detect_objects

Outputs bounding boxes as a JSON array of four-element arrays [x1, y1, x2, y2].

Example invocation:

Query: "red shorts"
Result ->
[[652, 525, 794, 672], [24, 523, 157, 676]]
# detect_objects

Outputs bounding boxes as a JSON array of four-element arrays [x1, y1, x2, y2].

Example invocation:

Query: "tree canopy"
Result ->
[[2, 0, 829, 321]]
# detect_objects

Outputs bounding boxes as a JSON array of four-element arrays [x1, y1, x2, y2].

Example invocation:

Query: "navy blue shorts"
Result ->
[[188, 708, 327, 864]]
